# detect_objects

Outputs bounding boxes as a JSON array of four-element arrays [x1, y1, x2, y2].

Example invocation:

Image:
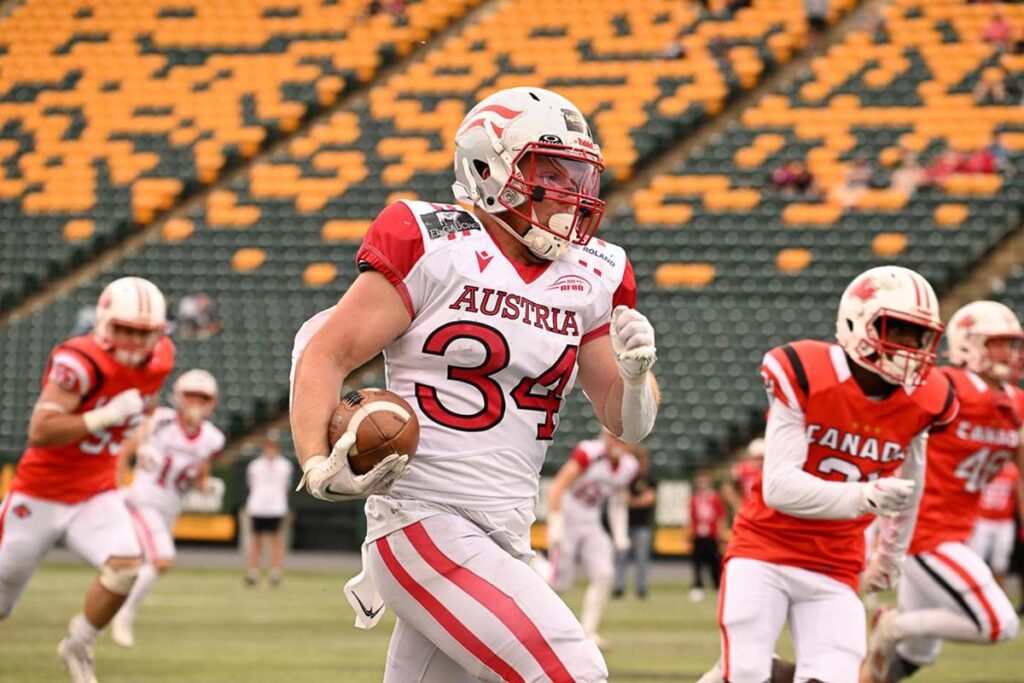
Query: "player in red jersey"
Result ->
[[0, 277, 173, 683], [970, 461, 1022, 587], [863, 300, 1023, 683], [699, 265, 958, 683], [722, 437, 765, 513]]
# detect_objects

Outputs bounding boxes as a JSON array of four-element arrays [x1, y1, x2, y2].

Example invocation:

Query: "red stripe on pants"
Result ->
[[129, 506, 159, 562], [375, 535, 524, 683], [403, 521, 575, 683], [718, 560, 731, 680], [932, 548, 1001, 642]]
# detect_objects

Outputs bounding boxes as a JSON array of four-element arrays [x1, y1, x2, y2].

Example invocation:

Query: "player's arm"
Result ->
[[546, 456, 585, 549], [290, 270, 411, 500], [608, 488, 630, 552], [761, 399, 915, 519], [576, 329, 659, 444], [719, 479, 740, 511], [28, 381, 143, 448]]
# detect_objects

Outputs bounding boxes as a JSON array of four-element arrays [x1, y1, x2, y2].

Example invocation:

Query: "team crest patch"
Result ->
[[421, 208, 480, 240], [561, 108, 586, 133], [12, 504, 30, 519], [546, 274, 593, 295]]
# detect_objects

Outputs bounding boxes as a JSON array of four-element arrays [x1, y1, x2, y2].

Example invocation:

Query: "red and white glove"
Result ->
[[84, 389, 144, 433], [858, 478, 916, 518], [297, 431, 408, 502]]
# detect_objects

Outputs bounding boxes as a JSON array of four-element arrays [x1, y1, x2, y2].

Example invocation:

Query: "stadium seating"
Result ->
[[0, 0, 481, 311], [0, 0, 844, 465], [604, 0, 1024, 471]]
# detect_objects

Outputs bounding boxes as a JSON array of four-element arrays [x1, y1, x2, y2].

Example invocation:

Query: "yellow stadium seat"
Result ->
[[63, 219, 95, 243], [162, 218, 195, 243], [655, 263, 715, 289], [776, 248, 812, 274], [303, 263, 338, 287], [232, 248, 265, 272], [872, 233, 908, 258], [934, 204, 968, 227], [322, 220, 371, 242]]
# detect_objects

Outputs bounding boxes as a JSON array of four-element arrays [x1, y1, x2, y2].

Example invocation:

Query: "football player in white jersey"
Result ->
[[111, 369, 224, 648], [290, 87, 659, 682], [547, 432, 638, 650]]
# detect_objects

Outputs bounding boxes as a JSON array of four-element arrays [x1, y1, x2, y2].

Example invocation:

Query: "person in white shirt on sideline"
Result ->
[[244, 429, 294, 586]]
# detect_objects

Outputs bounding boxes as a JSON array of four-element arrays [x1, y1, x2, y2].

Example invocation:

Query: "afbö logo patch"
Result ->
[[546, 275, 592, 295]]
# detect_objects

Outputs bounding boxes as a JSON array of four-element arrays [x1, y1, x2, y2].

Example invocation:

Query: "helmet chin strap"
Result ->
[[491, 210, 574, 261]]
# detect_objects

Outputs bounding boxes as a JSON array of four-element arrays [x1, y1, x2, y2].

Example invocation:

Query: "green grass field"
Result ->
[[1, 562, 1022, 682]]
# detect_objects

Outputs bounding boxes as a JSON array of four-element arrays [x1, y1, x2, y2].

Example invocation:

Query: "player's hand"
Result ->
[[610, 306, 657, 385], [613, 534, 631, 553], [858, 478, 916, 518], [546, 510, 564, 548], [84, 388, 145, 432], [296, 431, 408, 502], [863, 554, 902, 593]]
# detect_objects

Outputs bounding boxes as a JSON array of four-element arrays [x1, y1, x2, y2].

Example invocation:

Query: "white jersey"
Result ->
[[126, 407, 225, 519], [562, 439, 638, 526], [291, 200, 634, 515]]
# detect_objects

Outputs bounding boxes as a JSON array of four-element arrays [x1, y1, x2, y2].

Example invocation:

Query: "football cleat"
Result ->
[[111, 613, 134, 649], [864, 605, 897, 683], [57, 636, 98, 683]]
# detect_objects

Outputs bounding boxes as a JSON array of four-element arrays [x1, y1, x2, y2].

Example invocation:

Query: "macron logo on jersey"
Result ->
[[476, 250, 494, 273], [449, 284, 580, 337], [806, 425, 906, 463]]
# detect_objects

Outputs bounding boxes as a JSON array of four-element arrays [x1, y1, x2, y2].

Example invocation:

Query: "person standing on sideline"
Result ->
[[244, 430, 294, 586], [689, 471, 726, 602], [613, 446, 657, 599]]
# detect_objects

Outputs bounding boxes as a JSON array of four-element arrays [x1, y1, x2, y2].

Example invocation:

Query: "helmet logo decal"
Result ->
[[457, 104, 523, 139], [850, 277, 878, 301], [958, 314, 976, 329], [539, 134, 563, 144], [560, 108, 586, 133]]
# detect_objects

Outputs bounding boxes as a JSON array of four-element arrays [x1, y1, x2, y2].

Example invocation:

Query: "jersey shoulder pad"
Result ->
[[150, 337, 175, 375], [760, 339, 831, 410], [47, 339, 103, 398], [912, 369, 958, 426], [571, 439, 603, 469], [205, 422, 227, 454], [356, 201, 427, 283], [567, 238, 633, 306]]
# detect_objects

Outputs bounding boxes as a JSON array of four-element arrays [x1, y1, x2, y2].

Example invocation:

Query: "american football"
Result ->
[[328, 388, 419, 475]]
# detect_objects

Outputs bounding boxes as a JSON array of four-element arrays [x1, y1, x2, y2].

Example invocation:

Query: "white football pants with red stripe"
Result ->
[[367, 513, 608, 682], [894, 541, 1020, 666], [0, 490, 139, 618]]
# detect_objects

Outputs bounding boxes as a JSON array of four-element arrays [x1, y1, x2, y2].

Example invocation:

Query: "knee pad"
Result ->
[[100, 563, 139, 596]]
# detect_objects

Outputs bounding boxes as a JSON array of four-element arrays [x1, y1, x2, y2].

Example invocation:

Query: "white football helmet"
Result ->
[[746, 437, 766, 460], [94, 276, 167, 366], [835, 266, 943, 386], [947, 300, 1024, 382], [452, 87, 605, 260], [173, 369, 219, 427]]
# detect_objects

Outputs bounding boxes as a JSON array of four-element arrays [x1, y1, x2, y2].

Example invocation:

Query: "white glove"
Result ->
[[546, 510, 564, 548], [610, 306, 657, 385], [136, 444, 161, 471], [83, 388, 144, 433], [296, 431, 408, 502], [858, 478, 916, 518], [613, 534, 631, 553], [863, 553, 902, 593]]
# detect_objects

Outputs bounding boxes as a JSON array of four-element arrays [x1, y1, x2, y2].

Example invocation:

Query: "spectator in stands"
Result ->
[[176, 292, 222, 339], [973, 66, 1012, 105], [924, 148, 963, 187], [983, 10, 1014, 51], [70, 304, 96, 336], [613, 447, 657, 600], [991, 133, 1013, 174], [960, 146, 998, 175], [890, 152, 925, 196], [689, 471, 726, 603], [661, 38, 687, 60], [832, 156, 873, 208], [244, 430, 294, 587], [805, 0, 829, 36], [769, 161, 817, 197]]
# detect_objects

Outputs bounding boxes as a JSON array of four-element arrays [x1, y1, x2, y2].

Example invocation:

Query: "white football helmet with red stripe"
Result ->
[[94, 276, 167, 366], [947, 300, 1024, 382], [452, 87, 605, 260], [835, 266, 943, 386], [173, 368, 219, 426]]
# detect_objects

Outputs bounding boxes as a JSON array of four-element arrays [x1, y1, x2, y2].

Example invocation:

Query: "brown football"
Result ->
[[327, 388, 419, 475]]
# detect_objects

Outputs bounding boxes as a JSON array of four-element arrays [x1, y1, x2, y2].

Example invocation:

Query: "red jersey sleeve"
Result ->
[[760, 344, 809, 412], [571, 445, 591, 470], [46, 348, 100, 398], [918, 370, 958, 429], [355, 201, 426, 318], [581, 256, 636, 345]]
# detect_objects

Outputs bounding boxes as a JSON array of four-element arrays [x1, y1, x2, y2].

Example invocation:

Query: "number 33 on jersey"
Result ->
[[353, 199, 634, 506]]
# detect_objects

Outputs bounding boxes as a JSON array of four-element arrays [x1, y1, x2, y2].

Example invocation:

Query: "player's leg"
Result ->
[[247, 518, 266, 585], [61, 490, 142, 681], [550, 521, 580, 593], [989, 521, 1015, 588], [612, 542, 627, 599], [0, 492, 65, 619], [717, 558, 790, 683], [691, 537, 710, 601], [967, 520, 995, 567], [383, 616, 477, 683], [579, 529, 614, 647], [787, 566, 865, 683], [113, 505, 175, 647], [633, 525, 652, 598], [368, 513, 608, 682], [875, 543, 1020, 682], [268, 521, 286, 585]]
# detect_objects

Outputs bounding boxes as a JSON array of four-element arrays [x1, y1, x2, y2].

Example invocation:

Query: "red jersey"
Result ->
[[731, 459, 762, 503], [727, 340, 958, 591], [12, 334, 175, 504], [978, 462, 1020, 521], [691, 489, 726, 539], [910, 368, 1024, 553]]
